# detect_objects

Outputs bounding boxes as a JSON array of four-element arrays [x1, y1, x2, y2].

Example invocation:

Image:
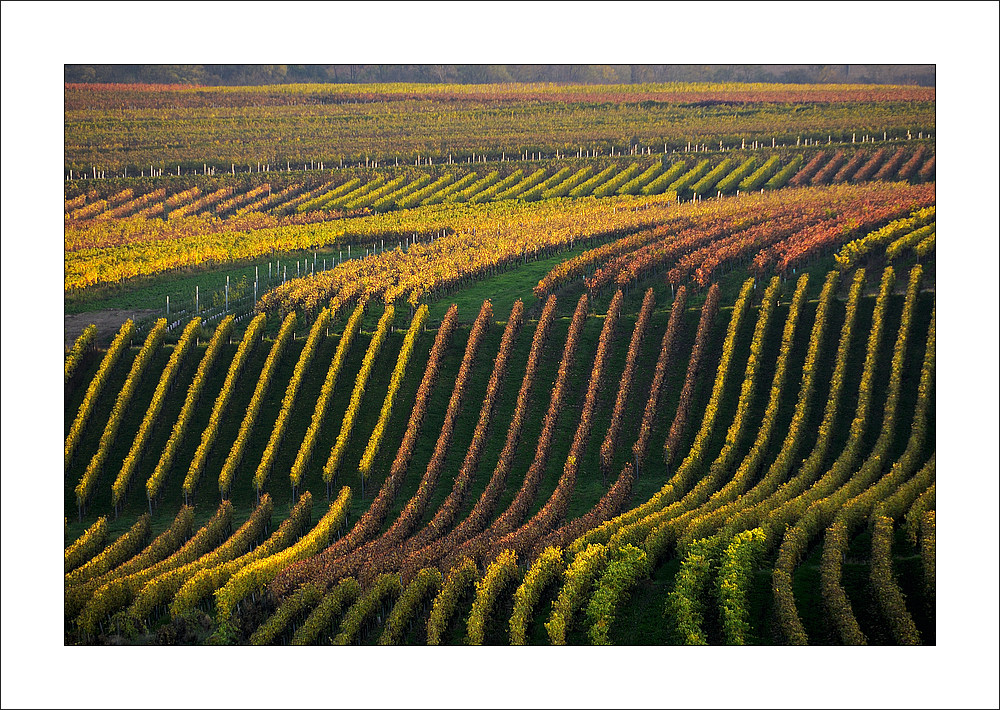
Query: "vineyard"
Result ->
[[62, 78, 944, 646]]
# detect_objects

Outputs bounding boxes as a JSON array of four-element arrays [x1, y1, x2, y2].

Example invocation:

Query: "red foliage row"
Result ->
[[371, 301, 526, 576], [486, 291, 624, 560], [397, 296, 558, 582], [831, 150, 868, 183], [339, 300, 494, 586], [270, 305, 459, 597], [752, 183, 936, 275], [872, 146, 909, 180], [443, 294, 590, 570], [851, 148, 889, 182], [664, 284, 721, 465], [787, 151, 828, 187], [599, 288, 656, 476]]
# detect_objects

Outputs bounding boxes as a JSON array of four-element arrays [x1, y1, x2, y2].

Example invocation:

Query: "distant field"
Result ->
[[64, 81, 935, 173]]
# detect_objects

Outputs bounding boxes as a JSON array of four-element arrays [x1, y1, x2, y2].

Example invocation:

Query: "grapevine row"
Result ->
[[65, 324, 97, 384], [397, 297, 556, 579], [65, 514, 151, 589], [126, 495, 276, 626], [270, 306, 458, 596], [170, 492, 315, 617], [599, 288, 655, 476], [289, 301, 366, 494], [113, 317, 201, 510], [399, 300, 524, 554], [146, 316, 234, 503], [680, 272, 831, 547], [67, 507, 195, 621], [322, 305, 395, 489], [218, 313, 297, 499], [466, 550, 519, 645], [717, 271, 865, 541], [76, 503, 233, 635], [454, 294, 589, 566], [253, 308, 334, 493], [75, 319, 167, 512], [65, 319, 135, 469], [290, 578, 361, 645], [215, 486, 351, 621], [357, 305, 430, 480], [183, 314, 266, 502], [490, 291, 622, 559]]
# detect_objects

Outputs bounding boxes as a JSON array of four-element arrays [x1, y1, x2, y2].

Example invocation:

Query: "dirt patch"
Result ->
[[65, 309, 160, 349]]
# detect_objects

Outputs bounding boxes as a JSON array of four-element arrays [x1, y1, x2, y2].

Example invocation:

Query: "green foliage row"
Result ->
[[379, 568, 442, 645], [291, 578, 361, 645], [427, 558, 478, 645]]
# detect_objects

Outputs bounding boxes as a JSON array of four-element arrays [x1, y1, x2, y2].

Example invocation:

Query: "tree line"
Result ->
[[64, 64, 935, 87]]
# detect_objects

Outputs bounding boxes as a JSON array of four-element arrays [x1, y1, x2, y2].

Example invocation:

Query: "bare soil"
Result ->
[[64, 309, 160, 349]]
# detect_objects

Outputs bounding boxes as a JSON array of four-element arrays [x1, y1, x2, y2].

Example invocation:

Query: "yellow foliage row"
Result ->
[[834, 206, 935, 269], [113, 317, 200, 508], [569, 279, 754, 557], [127, 495, 275, 625], [333, 573, 401, 645], [291, 578, 361, 645], [64, 516, 108, 574], [290, 300, 367, 490], [426, 558, 478, 646], [146, 316, 234, 502], [254, 308, 334, 492], [769, 268, 905, 643], [638, 278, 783, 559], [680, 273, 823, 548], [545, 544, 607, 645], [508, 546, 564, 645], [75, 319, 167, 510], [718, 271, 866, 540], [215, 486, 351, 620], [323, 305, 395, 484], [65, 324, 97, 383], [67, 506, 193, 620], [65, 514, 151, 589], [358, 305, 429, 479], [76, 502, 233, 634], [819, 277, 930, 644], [182, 314, 265, 500], [219, 312, 297, 498], [170, 492, 314, 618], [466, 550, 519, 645], [378, 568, 441, 646], [65, 319, 135, 468]]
